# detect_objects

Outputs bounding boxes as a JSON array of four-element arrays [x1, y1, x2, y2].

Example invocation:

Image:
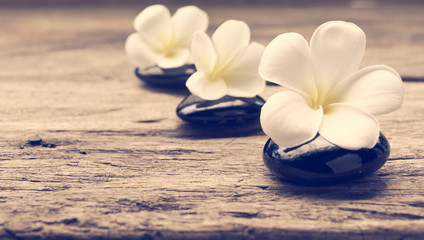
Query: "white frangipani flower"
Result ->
[[259, 21, 404, 150], [186, 20, 265, 100], [125, 5, 208, 69]]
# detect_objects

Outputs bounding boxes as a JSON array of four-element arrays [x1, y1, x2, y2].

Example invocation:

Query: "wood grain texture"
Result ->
[[0, 3, 424, 239]]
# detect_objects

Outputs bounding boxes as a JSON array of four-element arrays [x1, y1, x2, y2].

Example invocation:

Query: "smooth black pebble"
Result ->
[[176, 94, 265, 124], [263, 133, 390, 185], [28, 136, 42, 145], [135, 64, 195, 86]]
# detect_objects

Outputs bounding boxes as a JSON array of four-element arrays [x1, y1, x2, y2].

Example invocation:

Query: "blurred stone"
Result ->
[[28, 136, 42, 145], [135, 64, 195, 86]]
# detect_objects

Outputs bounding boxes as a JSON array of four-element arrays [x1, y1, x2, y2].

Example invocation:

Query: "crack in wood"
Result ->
[[114, 199, 192, 212], [339, 207, 424, 220], [42, 218, 79, 225], [220, 211, 263, 218], [406, 201, 424, 208], [99, 161, 120, 167], [135, 119, 165, 123], [75, 148, 206, 155], [388, 156, 415, 161]]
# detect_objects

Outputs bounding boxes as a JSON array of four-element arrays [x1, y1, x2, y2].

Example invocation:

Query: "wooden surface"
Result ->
[[1, 3, 424, 240]]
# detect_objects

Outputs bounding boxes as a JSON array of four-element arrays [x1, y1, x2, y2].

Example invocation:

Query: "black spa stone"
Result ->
[[135, 64, 195, 86], [176, 94, 265, 124], [263, 133, 390, 185]]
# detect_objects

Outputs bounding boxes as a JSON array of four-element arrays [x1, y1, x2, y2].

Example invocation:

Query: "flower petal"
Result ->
[[172, 6, 209, 48], [224, 42, 265, 97], [156, 48, 190, 69], [191, 31, 217, 73], [125, 33, 157, 68], [133, 5, 172, 50], [260, 91, 323, 148], [226, 73, 265, 98], [320, 103, 379, 150], [212, 20, 250, 68], [310, 21, 366, 96], [259, 33, 316, 101], [186, 72, 227, 100], [333, 65, 404, 115], [227, 42, 264, 72]]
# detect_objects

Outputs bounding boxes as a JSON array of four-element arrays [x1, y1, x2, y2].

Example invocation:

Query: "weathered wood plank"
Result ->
[[0, 3, 424, 239]]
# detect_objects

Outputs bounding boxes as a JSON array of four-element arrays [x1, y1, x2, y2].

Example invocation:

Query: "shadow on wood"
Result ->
[[175, 121, 264, 139], [266, 174, 387, 200], [139, 82, 189, 96]]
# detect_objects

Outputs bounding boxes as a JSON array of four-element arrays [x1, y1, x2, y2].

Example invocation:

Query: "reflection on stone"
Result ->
[[135, 64, 195, 85], [176, 94, 265, 124], [263, 133, 390, 185]]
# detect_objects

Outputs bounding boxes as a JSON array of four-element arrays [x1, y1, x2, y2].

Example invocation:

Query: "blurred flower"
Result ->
[[259, 21, 403, 150], [186, 20, 265, 100], [125, 5, 208, 69]]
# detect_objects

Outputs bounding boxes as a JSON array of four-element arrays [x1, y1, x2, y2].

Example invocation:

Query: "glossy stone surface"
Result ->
[[176, 94, 265, 124], [28, 136, 42, 145], [135, 64, 195, 86], [263, 133, 390, 185]]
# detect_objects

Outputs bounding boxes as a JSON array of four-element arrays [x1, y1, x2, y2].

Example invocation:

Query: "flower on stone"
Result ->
[[125, 5, 208, 69], [186, 20, 266, 100], [259, 21, 404, 150]]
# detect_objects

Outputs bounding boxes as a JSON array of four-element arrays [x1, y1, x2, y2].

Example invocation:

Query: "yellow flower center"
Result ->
[[206, 61, 232, 82], [310, 100, 322, 110], [309, 85, 340, 111], [160, 43, 175, 57], [208, 69, 222, 82], [157, 35, 177, 57]]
